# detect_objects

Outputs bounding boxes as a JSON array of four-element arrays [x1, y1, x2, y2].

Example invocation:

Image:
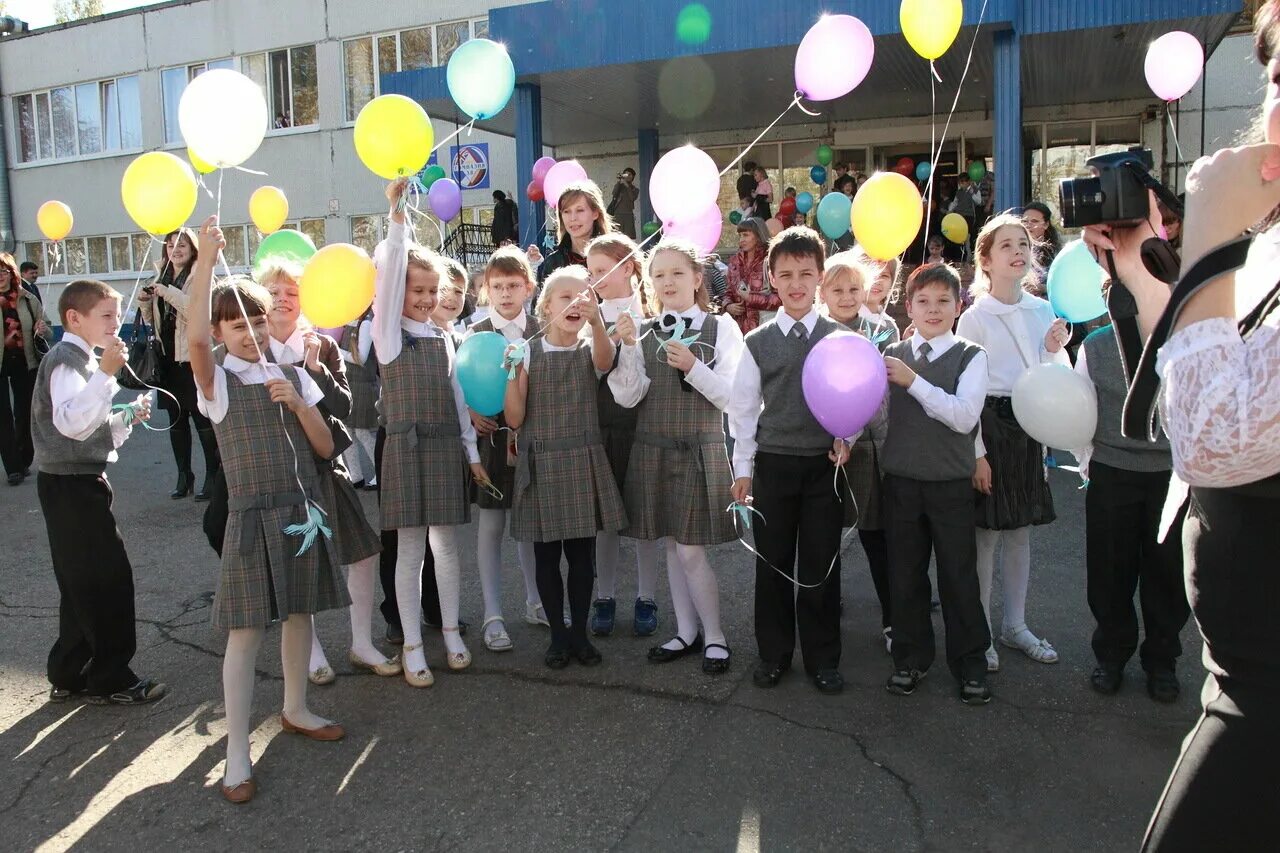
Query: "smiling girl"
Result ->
[[535, 181, 615, 284]]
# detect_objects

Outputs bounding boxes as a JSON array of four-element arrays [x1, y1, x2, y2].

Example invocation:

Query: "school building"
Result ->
[[0, 0, 1258, 301]]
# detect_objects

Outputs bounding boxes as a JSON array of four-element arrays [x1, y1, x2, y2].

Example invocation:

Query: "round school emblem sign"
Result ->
[[452, 144, 490, 189]]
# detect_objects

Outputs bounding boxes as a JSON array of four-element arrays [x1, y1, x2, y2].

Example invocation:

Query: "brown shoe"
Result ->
[[280, 714, 345, 741], [220, 776, 256, 804]]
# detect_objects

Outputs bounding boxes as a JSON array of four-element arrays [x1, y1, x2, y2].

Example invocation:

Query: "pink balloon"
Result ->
[[801, 332, 888, 438], [542, 159, 589, 207], [649, 145, 720, 225], [795, 15, 875, 102], [664, 204, 723, 254], [1145, 31, 1204, 101], [531, 155, 556, 186]]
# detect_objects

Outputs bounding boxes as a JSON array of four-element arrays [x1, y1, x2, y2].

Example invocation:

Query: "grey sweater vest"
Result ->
[[744, 315, 845, 456], [31, 341, 117, 475], [881, 338, 983, 481], [1083, 327, 1172, 473]]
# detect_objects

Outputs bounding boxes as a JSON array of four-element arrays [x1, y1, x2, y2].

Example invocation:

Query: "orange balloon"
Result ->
[[299, 243, 375, 327], [37, 200, 73, 241]]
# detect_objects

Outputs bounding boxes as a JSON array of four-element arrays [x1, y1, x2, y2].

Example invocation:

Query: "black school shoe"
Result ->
[[959, 679, 992, 706], [811, 669, 844, 695], [886, 669, 927, 696], [1146, 669, 1180, 703], [544, 645, 571, 669], [647, 633, 702, 663], [1091, 663, 1124, 696], [702, 643, 732, 674], [572, 640, 603, 667], [85, 679, 168, 706], [6, 472, 23, 486], [752, 660, 790, 688]]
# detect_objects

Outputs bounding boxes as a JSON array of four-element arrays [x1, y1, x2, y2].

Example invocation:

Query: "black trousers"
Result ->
[[534, 538, 594, 649], [0, 352, 35, 475], [752, 452, 843, 674], [883, 475, 989, 683], [1086, 462, 1189, 671], [373, 426, 443, 628], [859, 529, 892, 629], [38, 473, 140, 694], [158, 360, 219, 479]]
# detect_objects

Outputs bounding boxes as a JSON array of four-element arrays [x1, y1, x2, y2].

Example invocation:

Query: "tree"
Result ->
[[54, 0, 105, 24]]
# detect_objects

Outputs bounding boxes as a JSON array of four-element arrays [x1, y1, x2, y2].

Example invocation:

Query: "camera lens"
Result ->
[[1059, 176, 1105, 229]]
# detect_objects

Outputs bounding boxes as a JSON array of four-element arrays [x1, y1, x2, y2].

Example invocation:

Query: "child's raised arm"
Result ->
[[372, 178, 411, 366], [187, 216, 223, 400]]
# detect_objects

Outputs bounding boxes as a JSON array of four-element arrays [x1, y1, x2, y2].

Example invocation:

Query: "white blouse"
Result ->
[[955, 292, 1069, 396], [608, 310, 743, 411]]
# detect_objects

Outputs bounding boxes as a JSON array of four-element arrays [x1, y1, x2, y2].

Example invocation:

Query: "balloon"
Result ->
[[641, 221, 660, 237], [249, 186, 289, 234], [455, 331, 509, 417], [531, 156, 556, 186], [664, 204, 723, 254], [795, 192, 814, 215], [178, 69, 268, 169], [420, 164, 446, 189], [651, 145, 719, 224], [801, 332, 889, 437], [816, 191, 852, 239], [188, 147, 216, 175], [543, 159, 588, 207], [299, 243, 376, 328], [816, 144, 834, 167], [428, 178, 463, 221], [120, 151, 198, 235], [37, 201, 73, 241], [850, 172, 923, 261], [1011, 364, 1098, 450], [940, 212, 969, 244], [765, 218, 784, 237], [354, 94, 434, 179], [446, 38, 516, 120], [892, 157, 915, 177], [795, 15, 875, 102], [728, 210, 743, 225], [1047, 240, 1108, 323], [526, 180, 544, 202], [810, 165, 828, 185], [675, 2, 713, 45], [967, 160, 987, 182], [915, 160, 932, 182], [900, 0, 964, 60], [779, 197, 797, 216], [254, 228, 317, 266], [1145, 31, 1204, 101]]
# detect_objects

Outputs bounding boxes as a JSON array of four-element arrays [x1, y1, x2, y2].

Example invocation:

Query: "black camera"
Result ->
[[1059, 147, 1156, 228]]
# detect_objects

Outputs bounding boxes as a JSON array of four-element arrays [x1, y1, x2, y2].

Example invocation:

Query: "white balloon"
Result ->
[[178, 69, 268, 169], [1011, 364, 1098, 451]]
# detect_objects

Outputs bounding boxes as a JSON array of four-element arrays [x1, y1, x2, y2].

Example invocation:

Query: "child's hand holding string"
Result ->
[[614, 312, 638, 346], [132, 393, 152, 424], [470, 462, 491, 486], [197, 215, 225, 257], [470, 409, 498, 436], [302, 330, 322, 372], [665, 340, 696, 373], [266, 377, 305, 414]]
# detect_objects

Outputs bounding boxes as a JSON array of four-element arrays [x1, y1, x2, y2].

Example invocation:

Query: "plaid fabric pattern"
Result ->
[[211, 368, 349, 630], [314, 465, 381, 563], [380, 334, 471, 529], [623, 319, 735, 545], [597, 338, 638, 486], [511, 341, 627, 542], [345, 357, 380, 430], [469, 315, 540, 510]]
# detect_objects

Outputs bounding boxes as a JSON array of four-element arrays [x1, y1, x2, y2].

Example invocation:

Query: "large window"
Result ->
[[162, 48, 317, 144], [14, 75, 142, 163], [343, 18, 488, 121], [1027, 118, 1141, 223]]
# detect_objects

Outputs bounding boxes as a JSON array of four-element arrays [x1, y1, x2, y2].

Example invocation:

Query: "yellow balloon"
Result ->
[[37, 200, 73, 241], [850, 172, 923, 261], [188, 147, 216, 175], [900, 0, 964, 61], [300, 243, 376, 327], [249, 186, 289, 234], [354, 94, 434, 180], [941, 212, 970, 244], [121, 152, 198, 236]]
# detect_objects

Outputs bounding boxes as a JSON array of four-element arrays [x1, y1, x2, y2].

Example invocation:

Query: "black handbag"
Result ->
[[117, 307, 165, 390]]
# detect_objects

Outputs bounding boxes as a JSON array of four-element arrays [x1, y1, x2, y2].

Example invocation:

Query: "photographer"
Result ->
[[609, 167, 639, 238], [1082, 5, 1280, 848]]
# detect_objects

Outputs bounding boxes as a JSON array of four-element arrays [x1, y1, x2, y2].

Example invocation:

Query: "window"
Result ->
[[131, 233, 153, 270], [223, 225, 248, 268], [109, 236, 131, 272], [23, 242, 43, 270], [350, 214, 386, 255], [435, 21, 469, 66], [13, 74, 142, 164], [300, 218, 326, 248], [343, 18, 487, 120], [162, 49, 318, 144]]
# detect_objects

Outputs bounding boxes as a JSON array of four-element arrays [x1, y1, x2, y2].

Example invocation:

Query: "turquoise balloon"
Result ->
[[815, 191, 851, 240], [1047, 240, 1107, 323], [915, 161, 932, 182], [446, 38, 516, 120], [455, 331, 509, 416], [253, 228, 316, 266], [795, 191, 814, 215]]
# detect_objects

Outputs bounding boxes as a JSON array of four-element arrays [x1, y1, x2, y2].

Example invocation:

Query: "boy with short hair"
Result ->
[[728, 226, 851, 695], [32, 279, 166, 705], [880, 263, 992, 705]]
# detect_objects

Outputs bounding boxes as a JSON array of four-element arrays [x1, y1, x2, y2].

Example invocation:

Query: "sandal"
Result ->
[[1000, 629, 1059, 664], [401, 643, 434, 688], [702, 643, 732, 674], [482, 616, 513, 653]]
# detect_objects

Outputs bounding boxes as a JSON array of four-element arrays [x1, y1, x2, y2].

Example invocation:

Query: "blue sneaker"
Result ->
[[1045, 452, 1058, 468], [633, 597, 659, 637], [590, 597, 616, 636]]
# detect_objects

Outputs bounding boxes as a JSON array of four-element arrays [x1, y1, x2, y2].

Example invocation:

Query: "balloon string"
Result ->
[[429, 118, 477, 159], [922, 65, 938, 266], [930, 60, 943, 84], [922, 0, 990, 219], [719, 93, 805, 180], [726, 499, 855, 590], [1166, 102, 1185, 174]]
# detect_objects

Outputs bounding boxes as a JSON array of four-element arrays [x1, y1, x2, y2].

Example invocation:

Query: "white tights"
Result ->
[[342, 428, 378, 484], [594, 532, 660, 601], [395, 525, 466, 675], [307, 555, 385, 671], [975, 526, 1032, 639], [661, 540, 728, 658], [476, 508, 539, 626]]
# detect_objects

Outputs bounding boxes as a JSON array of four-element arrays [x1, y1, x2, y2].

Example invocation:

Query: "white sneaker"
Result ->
[[985, 645, 1001, 673], [524, 601, 550, 627]]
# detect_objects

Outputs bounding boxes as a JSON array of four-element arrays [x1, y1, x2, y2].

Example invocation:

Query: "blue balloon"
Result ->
[[815, 191, 852, 240], [446, 38, 516, 120], [915, 161, 932, 182], [795, 191, 814, 215], [456, 331, 509, 416], [810, 165, 828, 185], [1047, 240, 1108, 323]]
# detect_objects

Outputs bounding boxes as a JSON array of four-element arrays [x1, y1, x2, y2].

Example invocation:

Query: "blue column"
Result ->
[[515, 82, 544, 247], [993, 27, 1023, 212], [637, 128, 659, 229]]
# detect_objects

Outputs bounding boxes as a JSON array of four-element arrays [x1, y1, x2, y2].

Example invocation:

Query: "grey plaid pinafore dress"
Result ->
[[380, 332, 471, 529], [840, 315, 899, 530], [622, 318, 735, 545], [598, 343, 638, 488], [314, 459, 381, 564], [344, 347, 380, 431], [468, 315, 541, 511], [511, 341, 627, 543], [211, 368, 349, 629]]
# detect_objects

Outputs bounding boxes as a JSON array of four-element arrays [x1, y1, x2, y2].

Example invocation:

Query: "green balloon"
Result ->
[[642, 221, 660, 237], [728, 210, 742, 225], [816, 144, 834, 167], [421, 164, 447, 188], [968, 160, 987, 182], [675, 3, 712, 45], [254, 228, 316, 267]]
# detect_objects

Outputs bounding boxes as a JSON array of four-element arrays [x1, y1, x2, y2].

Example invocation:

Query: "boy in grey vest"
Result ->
[[32, 280, 166, 706], [880, 264, 993, 705], [728, 227, 851, 695], [1074, 327, 1188, 702]]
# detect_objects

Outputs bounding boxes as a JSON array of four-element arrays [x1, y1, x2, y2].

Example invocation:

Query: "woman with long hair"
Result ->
[[0, 252, 50, 485], [535, 181, 615, 285], [1021, 202, 1062, 298]]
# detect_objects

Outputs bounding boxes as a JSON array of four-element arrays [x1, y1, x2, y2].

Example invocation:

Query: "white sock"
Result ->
[[595, 530, 620, 599], [975, 527, 1000, 641], [308, 615, 329, 673], [222, 627, 264, 787], [476, 509, 506, 625], [395, 526, 429, 675], [999, 526, 1032, 637], [280, 614, 330, 729], [517, 540, 540, 606], [355, 429, 377, 484], [346, 556, 382, 663], [429, 525, 468, 657], [674, 542, 726, 658], [663, 539, 700, 648], [635, 538, 660, 601]]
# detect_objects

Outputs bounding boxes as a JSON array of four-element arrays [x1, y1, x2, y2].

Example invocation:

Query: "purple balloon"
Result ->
[[664, 204, 723, 254], [428, 177, 463, 221], [794, 15, 875, 102], [531, 155, 556, 186], [801, 332, 888, 437]]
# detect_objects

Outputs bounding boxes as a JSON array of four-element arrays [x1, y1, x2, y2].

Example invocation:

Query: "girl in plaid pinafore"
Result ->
[[505, 267, 625, 668], [340, 311, 380, 489], [373, 179, 489, 688], [187, 218, 347, 804], [608, 241, 744, 674]]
